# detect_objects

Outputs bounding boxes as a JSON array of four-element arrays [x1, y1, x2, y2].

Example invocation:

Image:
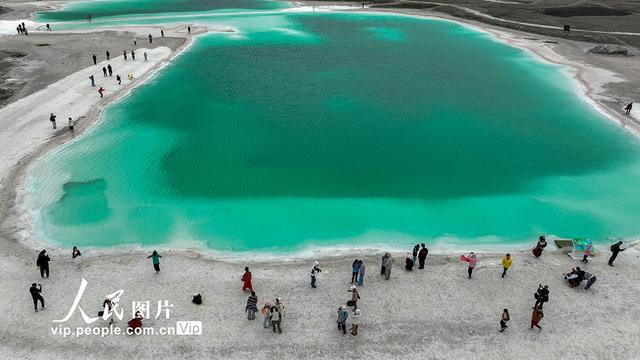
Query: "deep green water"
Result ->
[[36, 0, 289, 22], [27, 6, 640, 252]]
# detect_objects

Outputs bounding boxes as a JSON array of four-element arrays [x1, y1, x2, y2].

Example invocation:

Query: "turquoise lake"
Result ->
[[27, 2, 640, 253]]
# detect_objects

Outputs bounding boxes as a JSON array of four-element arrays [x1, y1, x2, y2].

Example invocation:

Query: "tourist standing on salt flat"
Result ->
[[351, 259, 360, 283], [72, 246, 81, 270], [532, 236, 547, 257], [534, 285, 549, 309], [418, 243, 428, 269], [531, 306, 544, 331], [337, 306, 349, 335], [241, 267, 253, 291], [36, 250, 50, 278], [347, 285, 359, 310], [608, 241, 625, 266], [461, 252, 477, 279], [380, 252, 390, 276], [384, 254, 395, 280], [310, 261, 321, 288], [29, 283, 45, 312], [357, 261, 365, 286], [270, 307, 282, 334], [351, 308, 361, 336], [147, 250, 163, 273], [261, 301, 271, 328], [499, 309, 509, 332], [49, 113, 56, 129], [245, 292, 258, 320], [501, 254, 512, 278]]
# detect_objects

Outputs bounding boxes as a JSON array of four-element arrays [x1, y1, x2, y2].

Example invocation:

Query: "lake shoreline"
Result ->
[[0, 1, 638, 258]]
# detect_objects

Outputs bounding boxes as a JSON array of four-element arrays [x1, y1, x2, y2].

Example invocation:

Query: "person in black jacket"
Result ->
[[36, 250, 50, 278], [29, 283, 45, 312], [608, 241, 625, 266], [533, 285, 549, 309], [418, 243, 428, 269]]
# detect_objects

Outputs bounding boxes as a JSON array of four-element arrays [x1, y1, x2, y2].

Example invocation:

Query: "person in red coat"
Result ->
[[242, 267, 253, 291]]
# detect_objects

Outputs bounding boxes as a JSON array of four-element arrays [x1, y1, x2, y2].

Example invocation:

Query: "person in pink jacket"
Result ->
[[461, 252, 477, 279], [582, 244, 592, 263]]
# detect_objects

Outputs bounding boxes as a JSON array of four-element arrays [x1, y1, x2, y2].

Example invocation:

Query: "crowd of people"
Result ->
[[28, 237, 628, 338], [42, 26, 193, 137]]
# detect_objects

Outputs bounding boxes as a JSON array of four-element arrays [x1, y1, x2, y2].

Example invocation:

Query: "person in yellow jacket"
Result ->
[[501, 254, 512, 278]]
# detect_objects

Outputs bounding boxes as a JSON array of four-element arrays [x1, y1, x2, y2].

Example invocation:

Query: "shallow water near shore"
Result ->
[[26, 8, 640, 252]]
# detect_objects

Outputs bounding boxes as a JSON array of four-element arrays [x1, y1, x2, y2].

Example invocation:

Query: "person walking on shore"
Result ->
[[310, 261, 321, 288], [72, 246, 81, 270], [357, 261, 365, 286], [270, 307, 282, 334], [188, 25, 191, 34], [381, 252, 390, 276], [347, 285, 360, 310], [418, 243, 428, 269], [102, 66, 107, 77], [36, 250, 50, 278], [384, 254, 394, 280], [412, 244, 419, 264], [133, 37, 137, 46], [29, 283, 45, 312], [116, 75, 121, 85], [107, 64, 112, 77], [532, 236, 547, 257], [608, 241, 625, 266], [144, 52, 148, 62], [582, 244, 592, 263], [245, 291, 258, 320], [68, 117, 75, 135], [89, 75, 95, 87], [531, 306, 544, 331], [106, 50, 110, 60], [161, 29, 165, 38], [241, 267, 253, 291], [261, 301, 271, 328], [131, 50, 136, 60], [147, 250, 162, 273], [92, 54, 97, 65], [499, 309, 510, 332], [274, 297, 284, 319], [46, 24, 51, 31], [584, 272, 597, 290], [351, 259, 360, 283], [534, 285, 549, 309], [123, 50, 127, 60], [148, 34, 153, 43], [501, 253, 512, 278], [461, 252, 477, 279], [337, 306, 349, 335], [625, 103, 633, 115], [49, 113, 57, 129], [351, 308, 361, 336]]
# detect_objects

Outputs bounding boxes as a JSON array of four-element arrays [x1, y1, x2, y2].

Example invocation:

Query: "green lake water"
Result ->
[[26, 4, 640, 253]]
